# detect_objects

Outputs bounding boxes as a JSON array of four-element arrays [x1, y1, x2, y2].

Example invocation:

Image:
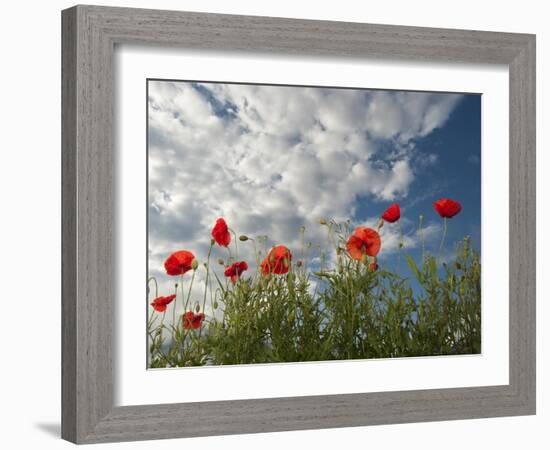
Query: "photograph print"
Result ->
[[147, 79, 481, 368]]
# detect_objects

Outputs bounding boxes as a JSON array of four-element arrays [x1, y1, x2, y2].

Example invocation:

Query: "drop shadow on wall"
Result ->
[[35, 422, 61, 438]]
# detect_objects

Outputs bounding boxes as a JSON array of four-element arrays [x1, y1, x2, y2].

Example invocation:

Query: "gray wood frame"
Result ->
[[62, 5, 536, 444]]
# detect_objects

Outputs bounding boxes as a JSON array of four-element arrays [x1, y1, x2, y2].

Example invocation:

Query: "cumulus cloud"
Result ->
[[147, 81, 462, 319]]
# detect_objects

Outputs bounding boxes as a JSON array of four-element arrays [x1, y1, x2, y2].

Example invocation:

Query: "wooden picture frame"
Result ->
[[61, 5, 536, 444]]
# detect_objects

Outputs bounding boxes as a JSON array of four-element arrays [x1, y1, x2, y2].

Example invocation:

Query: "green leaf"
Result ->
[[406, 255, 422, 282]]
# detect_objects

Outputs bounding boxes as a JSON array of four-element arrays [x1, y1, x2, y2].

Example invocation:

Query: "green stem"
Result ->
[[227, 245, 232, 263], [229, 228, 238, 259], [148, 276, 158, 298], [397, 221, 403, 276], [439, 217, 448, 260], [174, 277, 182, 329], [299, 227, 306, 276], [248, 237, 260, 266], [327, 222, 337, 252], [167, 283, 178, 357], [154, 311, 166, 366], [198, 245, 214, 350], [179, 270, 197, 364], [184, 270, 196, 313], [202, 244, 213, 313]]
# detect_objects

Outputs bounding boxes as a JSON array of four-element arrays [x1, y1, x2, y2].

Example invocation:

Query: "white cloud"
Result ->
[[147, 81, 462, 322]]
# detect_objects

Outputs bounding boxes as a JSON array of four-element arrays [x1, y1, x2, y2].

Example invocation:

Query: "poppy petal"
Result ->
[[382, 203, 400, 223], [164, 250, 195, 276], [212, 218, 231, 247]]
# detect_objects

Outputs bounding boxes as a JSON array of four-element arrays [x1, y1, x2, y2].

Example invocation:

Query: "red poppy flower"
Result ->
[[212, 218, 231, 247], [164, 250, 195, 276], [224, 261, 249, 284], [260, 245, 292, 275], [150, 294, 176, 313], [382, 203, 401, 223], [433, 198, 462, 218], [182, 311, 205, 330], [368, 262, 379, 272], [346, 227, 381, 260]]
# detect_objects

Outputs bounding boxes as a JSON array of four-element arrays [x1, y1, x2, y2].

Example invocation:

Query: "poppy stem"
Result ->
[[160, 311, 165, 329], [175, 276, 183, 329], [198, 244, 213, 346], [148, 276, 158, 298], [184, 269, 196, 313], [155, 311, 166, 365], [398, 221, 403, 276], [439, 217, 448, 261], [300, 226, 305, 263], [248, 237, 260, 266], [202, 244, 213, 313], [198, 246, 213, 357], [227, 246, 232, 262], [229, 228, 238, 258]]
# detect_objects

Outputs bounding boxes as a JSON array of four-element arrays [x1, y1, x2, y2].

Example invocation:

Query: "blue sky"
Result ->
[[368, 95, 481, 274], [148, 80, 481, 316]]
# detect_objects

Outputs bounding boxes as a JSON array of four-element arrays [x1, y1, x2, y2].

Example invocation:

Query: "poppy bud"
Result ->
[[319, 218, 327, 225], [217, 258, 224, 265], [300, 225, 305, 233], [191, 259, 199, 270], [203, 262, 208, 268], [213, 301, 218, 309], [399, 242, 404, 249], [377, 218, 384, 230], [210, 238, 216, 246], [175, 283, 178, 288], [239, 235, 249, 241], [296, 260, 303, 267]]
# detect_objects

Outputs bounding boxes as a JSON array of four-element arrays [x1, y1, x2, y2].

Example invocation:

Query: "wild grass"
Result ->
[[148, 219, 481, 368]]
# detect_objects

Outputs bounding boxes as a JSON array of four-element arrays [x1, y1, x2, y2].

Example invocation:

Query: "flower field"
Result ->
[[148, 199, 481, 368]]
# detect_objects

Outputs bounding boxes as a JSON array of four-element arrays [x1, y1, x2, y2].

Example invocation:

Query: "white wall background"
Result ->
[[0, 0, 546, 448]]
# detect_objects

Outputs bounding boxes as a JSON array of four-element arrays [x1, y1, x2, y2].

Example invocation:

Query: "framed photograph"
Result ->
[[62, 5, 536, 444]]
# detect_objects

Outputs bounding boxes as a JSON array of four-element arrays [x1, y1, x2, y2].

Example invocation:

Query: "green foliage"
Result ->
[[148, 232, 481, 368]]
